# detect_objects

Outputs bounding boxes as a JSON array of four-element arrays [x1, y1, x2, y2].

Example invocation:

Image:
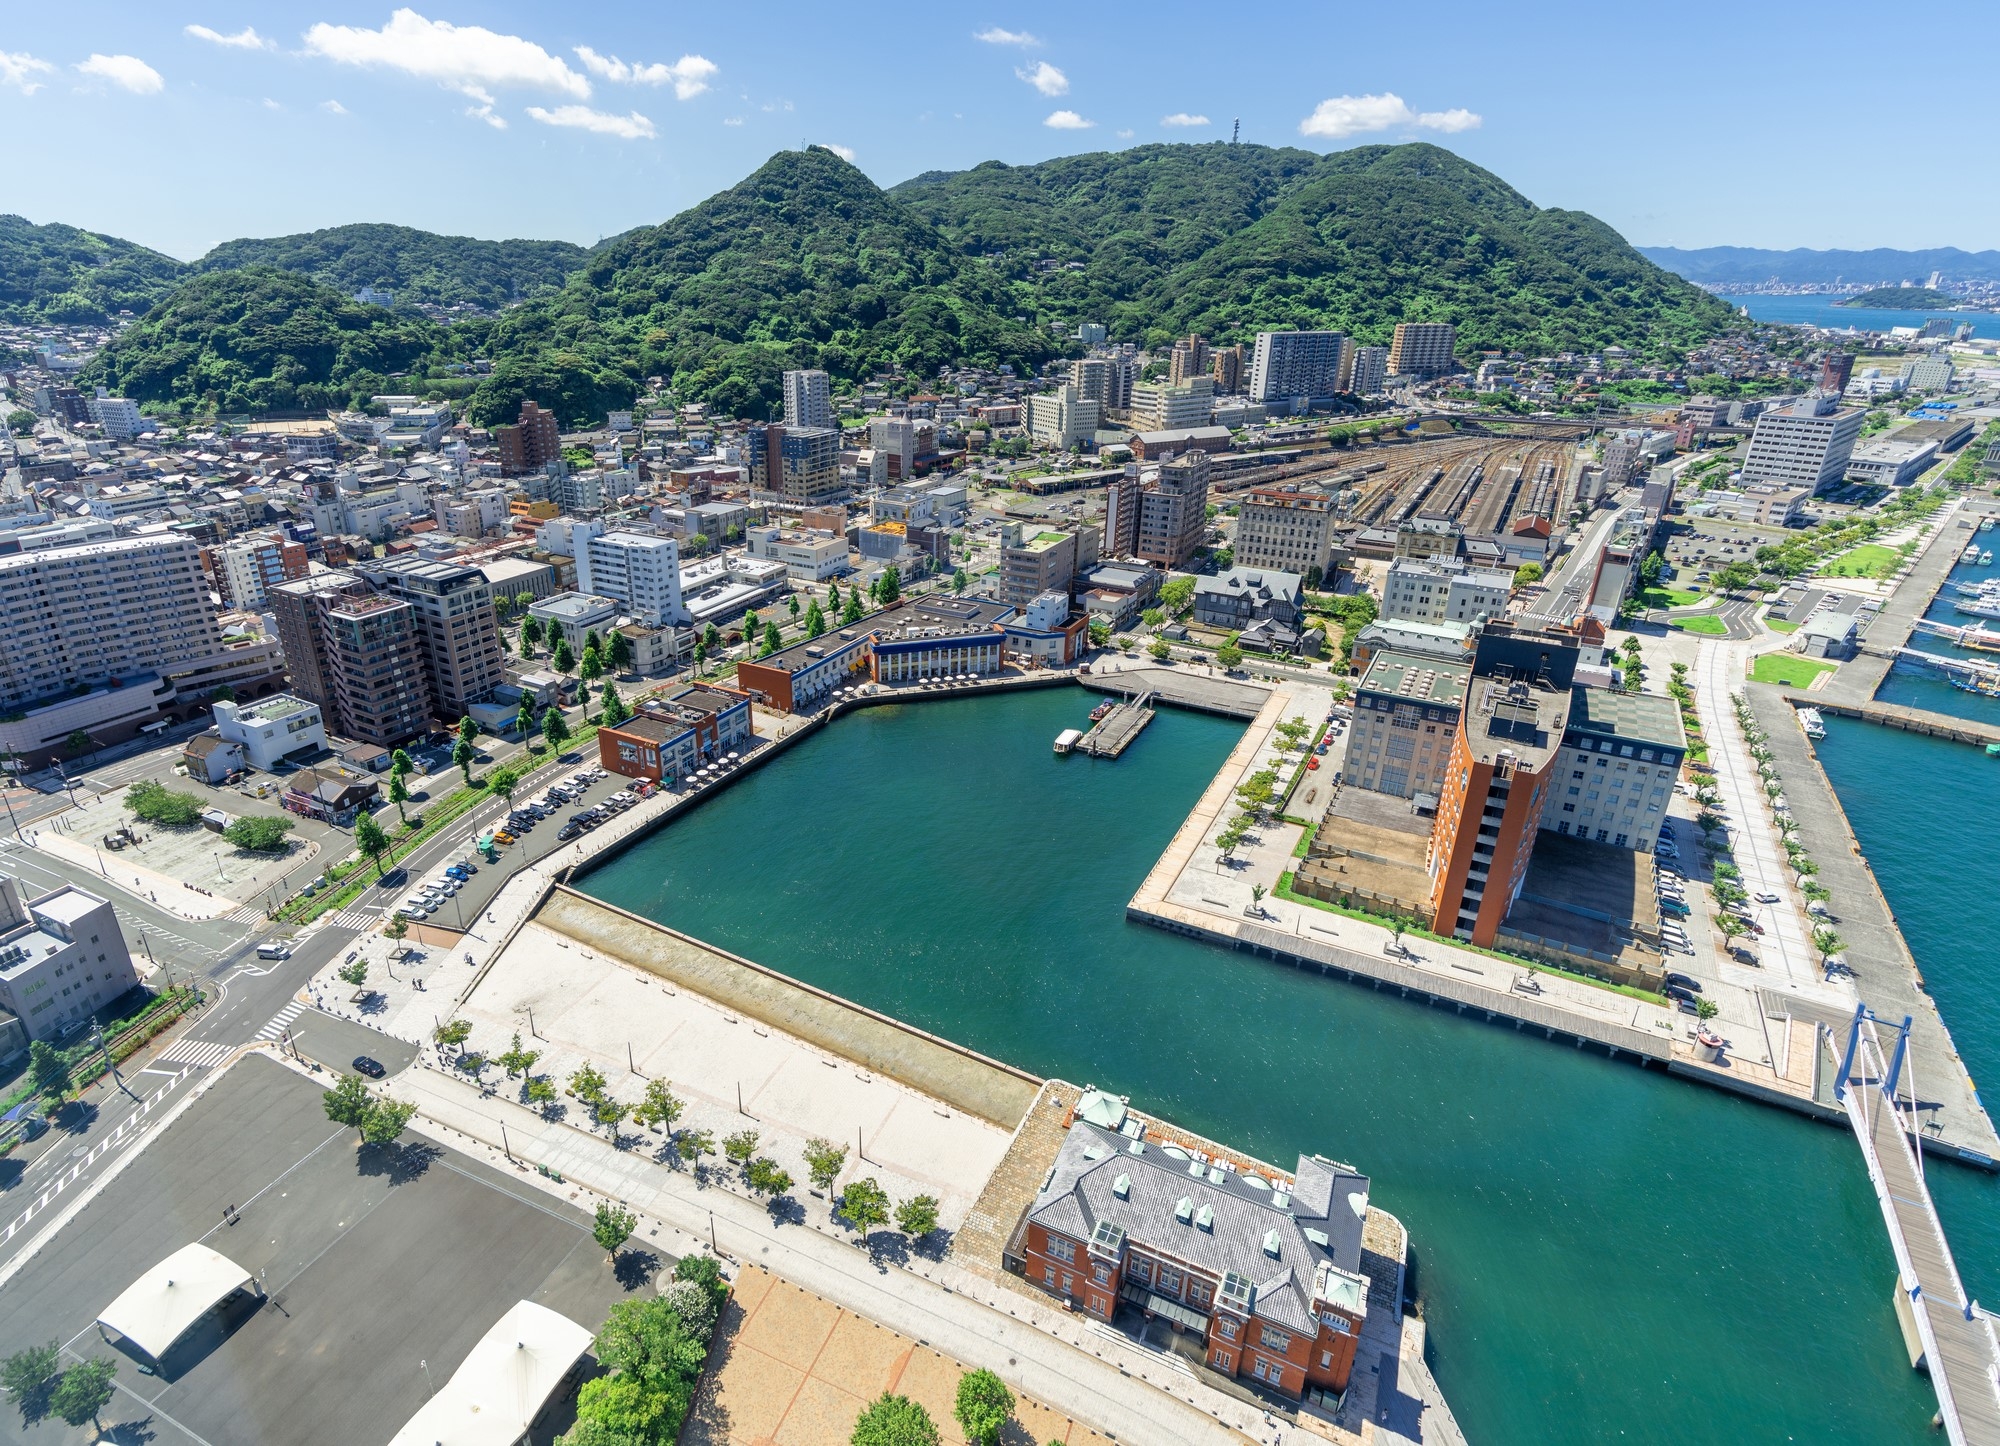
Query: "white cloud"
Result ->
[[263, 97, 282, 109], [722, 115, 743, 126], [184, 24, 273, 50], [573, 46, 716, 100], [1017, 60, 1067, 96], [1116, 128, 1134, 139], [1044, 109, 1093, 130], [526, 104, 656, 140], [821, 142, 855, 161], [465, 93, 505, 128], [974, 27, 1038, 46], [0, 51, 56, 94], [320, 98, 347, 114], [75, 54, 165, 94], [1161, 112, 1209, 128], [303, 9, 589, 101], [1299, 92, 1482, 140]]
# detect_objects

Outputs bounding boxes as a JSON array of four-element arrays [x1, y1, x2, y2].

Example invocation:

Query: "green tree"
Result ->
[[525, 1075, 557, 1110], [1088, 620, 1111, 649], [322, 1073, 374, 1135], [606, 629, 633, 671], [744, 1157, 793, 1197], [760, 621, 782, 657], [1639, 550, 1666, 586], [487, 763, 523, 804], [952, 567, 968, 593], [740, 610, 759, 657], [515, 590, 535, 615], [516, 696, 539, 739], [600, 682, 630, 728], [878, 565, 902, 604], [850, 1394, 940, 1446], [1158, 576, 1196, 616], [1513, 561, 1543, 587], [894, 1194, 940, 1239], [390, 747, 415, 782], [520, 615, 542, 654], [583, 628, 603, 657], [723, 1128, 760, 1167], [803, 1137, 849, 1193], [434, 1017, 474, 1052], [49, 1357, 116, 1435], [839, 1177, 890, 1239], [675, 1126, 714, 1160], [702, 622, 723, 657], [498, 1033, 540, 1077], [125, 780, 203, 827], [826, 581, 841, 612], [26, 1039, 70, 1110], [4, 409, 37, 436], [65, 729, 93, 757], [552, 636, 577, 674], [232, 815, 298, 857], [386, 769, 411, 824], [788, 594, 802, 620], [0, 1341, 62, 1427], [804, 600, 827, 639], [337, 957, 369, 988], [383, 913, 409, 945], [842, 590, 865, 625], [1147, 638, 1172, 661], [593, 1202, 637, 1261], [355, 812, 392, 875], [632, 1078, 684, 1132], [954, 1369, 1014, 1446], [360, 1096, 417, 1146], [542, 707, 572, 754], [1215, 640, 1243, 668], [579, 643, 604, 684]]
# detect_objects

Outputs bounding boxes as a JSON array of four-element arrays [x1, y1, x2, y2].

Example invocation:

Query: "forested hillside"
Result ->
[[195, 224, 587, 311], [0, 215, 184, 324]]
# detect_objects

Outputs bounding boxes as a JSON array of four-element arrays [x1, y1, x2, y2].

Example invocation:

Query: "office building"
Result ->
[[353, 555, 507, 721], [321, 590, 433, 746], [1026, 386, 1102, 449], [527, 592, 622, 658], [1387, 322, 1458, 379], [207, 534, 308, 611], [576, 530, 686, 627], [1129, 377, 1215, 433], [1544, 687, 1685, 853], [1000, 523, 1098, 607], [1347, 650, 1472, 800], [1348, 345, 1390, 396], [1381, 559, 1512, 626], [1846, 437, 1940, 488], [749, 424, 842, 504], [781, 369, 834, 429], [1169, 335, 1211, 385], [1249, 331, 1345, 405], [1148, 450, 1213, 567], [1020, 1088, 1371, 1401], [1741, 396, 1864, 494], [1234, 487, 1338, 578], [1903, 356, 1955, 393], [746, 524, 847, 582], [1210, 344, 1244, 395], [868, 417, 917, 479], [1820, 353, 1855, 395], [0, 879, 141, 1043], [497, 400, 561, 476], [736, 596, 1016, 712]]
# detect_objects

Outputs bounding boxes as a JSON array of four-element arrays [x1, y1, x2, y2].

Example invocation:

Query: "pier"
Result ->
[[1076, 691, 1156, 757]]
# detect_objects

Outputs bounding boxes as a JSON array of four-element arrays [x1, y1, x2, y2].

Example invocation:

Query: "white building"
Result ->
[[1902, 356, 1955, 393], [1846, 437, 1940, 488], [0, 879, 142, 1043], [1348, 345, 1389, 395], [527, 592, 623, 656], [746, 524, 848, 581], [1249, 331, 1345, 405], [782, 369, 835, 429], [1742, 396, 1864, 495], [575, 530, 686, 628], [86, 393, 145, 439], [1026, 386, 1102, 448], [1381, 558, 1512, 626], [1128, 377, 1215, 432], [212, 694, 326, 772]]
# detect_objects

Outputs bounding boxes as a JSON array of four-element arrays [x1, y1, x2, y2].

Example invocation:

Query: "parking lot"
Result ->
[[0, 1054, 651, 1446]]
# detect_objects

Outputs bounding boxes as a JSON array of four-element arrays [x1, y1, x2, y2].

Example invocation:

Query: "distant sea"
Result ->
[[1725, 292, 2000, 339]]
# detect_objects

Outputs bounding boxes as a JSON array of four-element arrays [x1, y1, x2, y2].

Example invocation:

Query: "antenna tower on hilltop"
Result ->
[[1231, 118, 1239, 145]]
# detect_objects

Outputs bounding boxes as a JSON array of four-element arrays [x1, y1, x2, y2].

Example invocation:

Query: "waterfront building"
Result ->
[[1019, 1089, 1370, 1402], [0, 879, 141, 1043], [597, 684, 754, 783], [1845, 437, 1940, 488], [1388, 322, 1458, 379], [1742, 396, 1864, 495], [782, 369, 835, 429], [1346, 650, 1472, 800], [1191, 568, 1303, 632], [1233, 488, 1338, 579], [1381, 558, 1512, 626], [1002, 591, 1090, 666], [1249, 331, 1345, 406], [1543, 688, 1685, 852], [1000, 523, 1098, 608], [1348, 617, 1473, 674], [735, 596, 1016, 712]]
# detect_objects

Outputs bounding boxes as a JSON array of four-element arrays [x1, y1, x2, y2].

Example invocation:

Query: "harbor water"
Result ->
[[581, 687, 1943, 1445], [1727, 292, 2000, 339]]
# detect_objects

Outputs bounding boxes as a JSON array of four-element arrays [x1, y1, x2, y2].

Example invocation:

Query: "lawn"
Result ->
[[1752, 653, 1838, 688], [1671, 614, 1729, 635], [1818, 543, 1903, 579], [1638, 585, 1706, 609], [1764, 616, 1800, 633]]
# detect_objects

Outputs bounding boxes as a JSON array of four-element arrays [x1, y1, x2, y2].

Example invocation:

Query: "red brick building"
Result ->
[[1016, 1091, 1370, 1403], [596, 683, 753, 783]]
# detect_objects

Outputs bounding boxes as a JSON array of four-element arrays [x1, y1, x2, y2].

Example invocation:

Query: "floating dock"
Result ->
[[1077, 692, 1156, 757]]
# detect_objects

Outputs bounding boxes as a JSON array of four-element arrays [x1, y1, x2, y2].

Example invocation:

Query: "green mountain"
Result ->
[[463, 146, 1053, 425], [893, 142, 1735, 357], [0, 215, 185, 324], [1837, 286, 1956, 310], [195, 223, 587, 311], [82, 267, 438, 417]]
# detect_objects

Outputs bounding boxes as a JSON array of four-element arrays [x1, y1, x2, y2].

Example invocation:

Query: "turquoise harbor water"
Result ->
[[1728, 292, 2000, 339], [1877, 549, 2000, 723], [581, 688, 1944, 1445]]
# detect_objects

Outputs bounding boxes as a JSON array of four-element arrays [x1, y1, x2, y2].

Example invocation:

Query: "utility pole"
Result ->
[[94, 1020, 139, 1101]]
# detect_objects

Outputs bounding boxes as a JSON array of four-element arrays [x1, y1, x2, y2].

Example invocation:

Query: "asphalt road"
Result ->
[[0, 1055, 649, 1446]]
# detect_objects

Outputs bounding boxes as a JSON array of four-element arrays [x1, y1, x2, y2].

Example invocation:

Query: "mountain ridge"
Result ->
[[1641, 244, 2000, 286]]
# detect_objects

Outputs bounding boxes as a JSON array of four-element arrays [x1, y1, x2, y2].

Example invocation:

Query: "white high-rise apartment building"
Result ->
[[577, 530, 687, 627], [1348, 345, 1390, 395], [1381, 558, 1513, 625], [782, 369, 835, 429], [1741, 396, 1864, 494], [1249, 331, 1345, 404]]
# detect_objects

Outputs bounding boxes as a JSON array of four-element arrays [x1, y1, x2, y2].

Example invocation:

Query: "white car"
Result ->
[[1754, 890, 1781, 904], [432, 878, 461, 896], [398, 899, 433, 918]]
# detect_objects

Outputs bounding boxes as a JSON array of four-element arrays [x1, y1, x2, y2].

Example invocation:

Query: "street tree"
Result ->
[[788, 594, 801, 620], [952, 567, 968, 593], [355, 813, 392, 875], [592, 1096, 631, 1132], [741, 611, 758, 657], [761, 621, 782, 657], [850, 1394, 941, 1446], [551, 637, 577, 674], [579, 644, 604, 684], [702, 622, 723, 657], [606, 629, 634, 672], [675, 1126, 714, 1161], [722, 1129, 760, 1167], [804, 600, 826, 639], [434, 1017, 473, 1052], [803, 1137, 849, 1193], [28, 1040, 72, 1108], [632, 1079, 684, 1133], [387, 770, 411, 824], [569, 1062, 609, 1102], [878, 566, 901, 604], [383, 913, 409, 945], [1215, 640, 1243, 669], [592, 1202, 637, 1261], [0, 1342, 62, 1426], [842, 590, 865, 625], [360, 1097, 417, 1147], [894, 1194, 940, 1240], [954, 1368, 1014, 1446], [839, 1177, 890, 1240], [520, 616, 542, 654], [336, 958, 369, 988], [323, 1074, 373, 1135], [499, 1033, 540, 1077], [600, 682, 630, 728], [516, 698, 538, 740], [1147, 638, 1171, 661], [542, 708, 571, 755], [583, 628, 603, 657], [486, 763, 523, 804], [744, 1157, 792, 1198], [49, 1357, 116, 1435], [525, 1076, 557, 1110]]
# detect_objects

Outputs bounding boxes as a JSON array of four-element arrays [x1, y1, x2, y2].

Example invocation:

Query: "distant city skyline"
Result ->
[[3, 1, 1995, 259]]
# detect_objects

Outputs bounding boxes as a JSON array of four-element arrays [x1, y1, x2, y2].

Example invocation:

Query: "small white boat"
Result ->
[[1054, 728, 1083, 755], [1797, 707, 1826, 739], [1983, 550, 1995, 565], [1964, 545, 1983, 563]]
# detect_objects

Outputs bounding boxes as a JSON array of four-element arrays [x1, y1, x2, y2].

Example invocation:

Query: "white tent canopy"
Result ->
[[96, 1244, 255, 1362], [389, 1300, 593, 1446]]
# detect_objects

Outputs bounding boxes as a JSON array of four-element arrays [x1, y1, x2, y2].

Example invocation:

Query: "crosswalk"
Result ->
[[157, 1037, 234, 1069], [220, 905, 262, 924], [326, 906, 379, 931], [257, 1001, 307, 1041]]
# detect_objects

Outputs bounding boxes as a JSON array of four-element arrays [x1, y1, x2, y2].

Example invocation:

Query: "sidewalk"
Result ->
[[25, 825, 243, 920]]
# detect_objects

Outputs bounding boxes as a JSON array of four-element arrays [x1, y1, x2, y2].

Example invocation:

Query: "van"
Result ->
[[256, 942, 291, 960]]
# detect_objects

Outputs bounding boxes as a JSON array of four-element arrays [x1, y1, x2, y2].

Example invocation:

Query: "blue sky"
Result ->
[[5, 2, 1995, 259]]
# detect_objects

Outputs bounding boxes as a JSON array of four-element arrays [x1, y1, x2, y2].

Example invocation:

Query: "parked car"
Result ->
[[1665, 972, 1703, 993], [557, 824, 581, 841], [493, 830, 516, 845], [1754, 890, 1780, 904]]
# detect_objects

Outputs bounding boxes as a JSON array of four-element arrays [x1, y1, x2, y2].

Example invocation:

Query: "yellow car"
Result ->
[[493, 829, 517, 845]]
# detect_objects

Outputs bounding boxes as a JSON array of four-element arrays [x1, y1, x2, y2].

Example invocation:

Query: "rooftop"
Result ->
[[1563, 686, 1687, 753], [1464, 676, 1568, 768], [530, 591, 621, 623], [1358, 649, 1472, 709], [227, 694, 319, 726]]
